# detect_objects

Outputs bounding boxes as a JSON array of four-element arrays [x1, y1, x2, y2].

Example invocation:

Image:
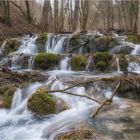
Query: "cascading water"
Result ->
[[131, 44, 140, 55], [59, 57, 71, 70], [86, 55, 94, 72], [115, 56, 121, 73], [10, 35, 38, 70], [10, 82, 42, 115], [128, 62, 140, 73], [11, 88, 22, 110], [16, 35, 38, 54], [1, 33, 140, 140], [28, 55, 34, 69], [53, 37, 66, 54], [45, 34, 66, 54]]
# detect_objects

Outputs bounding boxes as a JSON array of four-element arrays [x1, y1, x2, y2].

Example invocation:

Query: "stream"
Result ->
[[0, 33, 140, 140]]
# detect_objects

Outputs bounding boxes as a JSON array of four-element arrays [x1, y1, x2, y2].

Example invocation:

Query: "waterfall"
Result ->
[[128, 62, 140, 73], [10, 83, 42, 115], [113, 55, 121, 73], [10, 35, 37, 70], [53, 37, 66, 54], [45, 34, 66, 54], [131, 44, 140, 55], [28, 56, 34, 69], [86, 55, 94, 72], [11, 89, 22, 110], [60, 57, 71, 70], [116, 56, 121, 73], [16, 35, 38, 54]]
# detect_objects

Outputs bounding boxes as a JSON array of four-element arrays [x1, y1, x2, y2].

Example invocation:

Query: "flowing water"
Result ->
[[0, 33, 140, 139], [59, 57, 71, 71]]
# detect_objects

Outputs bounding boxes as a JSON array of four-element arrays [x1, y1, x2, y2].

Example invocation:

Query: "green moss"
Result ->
[[119, 54, 128, 71], [93, 52, 112, 63], [39, 32, 48, 44], [70, 55, 86, 71], [93, 52, 112, 71], [28, 89, 56, 116], [95, 61, 107, 71], [2, 85, 17, 108], [34, 53, 59, 70], [127, 35, 140, 44], [5, 39, 20, 53], [3, 96, 12, 108]]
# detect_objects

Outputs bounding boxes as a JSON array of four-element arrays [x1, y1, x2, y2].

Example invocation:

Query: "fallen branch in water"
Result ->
[[46, 78, 102, 104], [91, 81, 121, 118]]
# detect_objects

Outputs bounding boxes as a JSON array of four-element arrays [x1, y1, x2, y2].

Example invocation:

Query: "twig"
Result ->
[[91, 81, 121, 118], [49, 90, 102, 104]]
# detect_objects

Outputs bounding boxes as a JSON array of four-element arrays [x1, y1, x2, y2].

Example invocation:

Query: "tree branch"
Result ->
[[91, 81, 121, 118]]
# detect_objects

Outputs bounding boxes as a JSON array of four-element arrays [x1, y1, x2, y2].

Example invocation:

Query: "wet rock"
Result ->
[[93, 52, 113, 72], [34, 53, 59, 70], [110, 43, 134, 54], [95, 36, 119, 52], [27, 89, 69, 116]]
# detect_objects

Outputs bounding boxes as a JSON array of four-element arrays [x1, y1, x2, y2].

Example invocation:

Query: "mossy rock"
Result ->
[[93, 52, 112, 71], [34, 53, 59, 70], [93, 52, 112, 63], [28, 89, 56, 116], [95, 61, 107, 71], [27, 89, 69, 116], [127, 35, 140, 44], [119, 54, 128, 71], [2, 85, 17, 108], [70, 55, 86, 71], [96, 36, 118, 52], [36, 32, 48, 52], [4, 39, 20, 54]]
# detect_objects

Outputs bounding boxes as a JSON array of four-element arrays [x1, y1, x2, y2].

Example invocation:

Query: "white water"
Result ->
[[128, 62, 140, 73], [59, 57, 71, 70], [86, 55, 93, 72], [131, 44, 140, 55], [16, 35, 38, 55], [45, 34, 66, 54], [28, 56, 34, 69], [0, 73, 98, 140], [10, 83, 42, 115], [10, 35, 38, 70], [115, 56, 121, 73]]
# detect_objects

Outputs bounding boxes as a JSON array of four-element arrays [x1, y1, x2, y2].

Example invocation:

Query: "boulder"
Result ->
[[27, 89, 69, 116], [70, 55, 86, 71], [93, 52, 113, 72], [34, 53, 59, 70], [110, 43, 134, 54], [95, 36, 119, 52]]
